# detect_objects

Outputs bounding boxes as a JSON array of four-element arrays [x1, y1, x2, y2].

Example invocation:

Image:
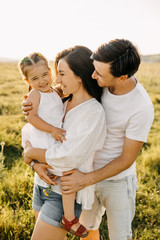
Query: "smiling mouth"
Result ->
[[40, 83, 48, 88]]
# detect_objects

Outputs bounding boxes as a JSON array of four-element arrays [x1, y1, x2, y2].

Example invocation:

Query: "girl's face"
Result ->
[[26, 63, 52, 92], [55, 58, 82, 96]]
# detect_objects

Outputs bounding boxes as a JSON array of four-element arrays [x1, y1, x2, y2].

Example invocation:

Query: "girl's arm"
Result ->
[[25, 90, 66, 142]]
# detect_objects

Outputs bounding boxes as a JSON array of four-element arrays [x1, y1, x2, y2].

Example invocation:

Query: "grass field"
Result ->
[[0, 62, 159, 239]]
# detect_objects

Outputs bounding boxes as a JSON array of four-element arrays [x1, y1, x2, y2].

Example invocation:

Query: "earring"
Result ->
[[79, 78, 82, 83]]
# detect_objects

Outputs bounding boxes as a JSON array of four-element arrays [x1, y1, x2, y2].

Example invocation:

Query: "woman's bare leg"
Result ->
[[31, 218, 67, 240], [34, 210, 39, 222]]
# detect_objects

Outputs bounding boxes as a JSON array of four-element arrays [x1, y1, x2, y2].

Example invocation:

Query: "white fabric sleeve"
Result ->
[[126, 104, 154, 142], [45, 107, 106, 171]]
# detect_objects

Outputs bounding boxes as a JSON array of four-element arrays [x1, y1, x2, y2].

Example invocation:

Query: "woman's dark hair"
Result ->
[[91, 39, 141, 78], [55, 46, 103, 102]]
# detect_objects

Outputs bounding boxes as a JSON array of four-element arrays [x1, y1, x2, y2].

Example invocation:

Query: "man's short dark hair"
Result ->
[[91, 39, 141, 78]]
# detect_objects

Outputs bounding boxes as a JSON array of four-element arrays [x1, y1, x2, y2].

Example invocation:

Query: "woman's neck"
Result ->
[[64, 89, 93, 118], [70, 89, 92, 107]]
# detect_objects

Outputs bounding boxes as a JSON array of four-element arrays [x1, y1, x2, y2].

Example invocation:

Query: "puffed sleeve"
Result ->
[[45, 104, 106, 171]]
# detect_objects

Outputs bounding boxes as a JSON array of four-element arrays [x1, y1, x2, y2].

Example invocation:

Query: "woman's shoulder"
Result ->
[[77, 99, 105, 127], [75, 98, 105, 121], [86, 98, 104, 112]]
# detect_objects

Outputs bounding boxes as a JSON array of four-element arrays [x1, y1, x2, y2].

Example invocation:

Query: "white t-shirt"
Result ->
[[93, 81, 154, 180], [46, 98, 106, 209]]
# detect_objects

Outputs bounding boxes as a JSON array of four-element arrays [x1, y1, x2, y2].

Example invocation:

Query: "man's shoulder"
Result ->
[[135, 83, 153, 107]]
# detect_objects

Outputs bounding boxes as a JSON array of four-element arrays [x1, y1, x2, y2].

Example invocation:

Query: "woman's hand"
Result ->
[[23, 141, 33, 165], [33, 163, 59, 185], [22, 95, 33, 116]]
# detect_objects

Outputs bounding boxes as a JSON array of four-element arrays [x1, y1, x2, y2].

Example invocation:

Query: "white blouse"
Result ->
[[46, 98, 106, 210]]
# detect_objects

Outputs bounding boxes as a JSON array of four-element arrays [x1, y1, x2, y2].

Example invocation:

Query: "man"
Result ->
[[60, 39, 154, 240]]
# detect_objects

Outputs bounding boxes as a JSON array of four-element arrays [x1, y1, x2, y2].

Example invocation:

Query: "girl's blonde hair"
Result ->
[[19, 52, 50, 91]]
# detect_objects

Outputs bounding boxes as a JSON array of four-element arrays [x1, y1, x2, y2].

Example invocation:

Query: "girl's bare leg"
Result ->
[[31, 218, 67, 240], [62, 193, 75, 221], [62, 193, 88, 234]]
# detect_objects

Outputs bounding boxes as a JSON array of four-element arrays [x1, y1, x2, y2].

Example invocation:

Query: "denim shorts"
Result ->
[[32, 184, 82, 228], [80, 174, 138, 240]]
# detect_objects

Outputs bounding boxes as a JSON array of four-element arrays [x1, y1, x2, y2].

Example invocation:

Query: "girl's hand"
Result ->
[[51, 127, 66, 143], [23, 141, 33, 164], [22, 95, 33, 116], [33, 163, 59, 185]]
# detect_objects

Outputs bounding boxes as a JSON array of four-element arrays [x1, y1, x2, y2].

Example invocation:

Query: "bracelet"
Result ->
[[30, 160, 39, 171]]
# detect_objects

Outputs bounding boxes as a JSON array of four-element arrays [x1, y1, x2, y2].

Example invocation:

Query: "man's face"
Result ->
[[92, 60, 117, 88]]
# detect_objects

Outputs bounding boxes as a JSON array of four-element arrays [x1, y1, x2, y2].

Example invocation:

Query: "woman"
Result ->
[[23, 46, 106, 240]]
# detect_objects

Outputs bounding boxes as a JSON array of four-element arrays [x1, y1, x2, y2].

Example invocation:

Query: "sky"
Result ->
[[0, 0, 159, 60]]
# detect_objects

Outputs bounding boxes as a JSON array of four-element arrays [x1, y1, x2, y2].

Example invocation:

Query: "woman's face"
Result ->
[[56, 58, 82, 95]]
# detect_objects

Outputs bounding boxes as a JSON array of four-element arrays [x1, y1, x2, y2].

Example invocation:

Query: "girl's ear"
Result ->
[[49, 68, 52, 76], [24, 78, 29, 84]]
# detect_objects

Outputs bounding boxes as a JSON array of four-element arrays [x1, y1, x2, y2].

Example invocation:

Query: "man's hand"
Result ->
[[61, 169, 88, 194], [33, 163, 58, 185]]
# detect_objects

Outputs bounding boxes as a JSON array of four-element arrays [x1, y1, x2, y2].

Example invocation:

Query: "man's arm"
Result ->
[[61, 137, 143, 194]]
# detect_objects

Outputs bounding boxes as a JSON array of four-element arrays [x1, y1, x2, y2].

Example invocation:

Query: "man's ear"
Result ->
[[119, 75, 128, 82]]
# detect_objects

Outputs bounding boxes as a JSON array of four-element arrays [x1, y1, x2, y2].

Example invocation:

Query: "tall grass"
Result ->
[[0, 62, 159, 239]]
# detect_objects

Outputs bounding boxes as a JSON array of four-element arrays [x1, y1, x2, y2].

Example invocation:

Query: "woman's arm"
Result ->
[[45, 105, 106, 170], [32, 163, 58, 185], [23, 141, 47, 164], [24, 104, 106, 174], [23, 142, 58, 185]]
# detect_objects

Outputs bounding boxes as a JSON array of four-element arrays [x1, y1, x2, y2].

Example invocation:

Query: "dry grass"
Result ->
[[0, 62, 159, 239]]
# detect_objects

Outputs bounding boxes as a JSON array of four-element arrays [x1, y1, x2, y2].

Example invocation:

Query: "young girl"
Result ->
[[20, 52, 65, 173], [20, 52, 94, 238]]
